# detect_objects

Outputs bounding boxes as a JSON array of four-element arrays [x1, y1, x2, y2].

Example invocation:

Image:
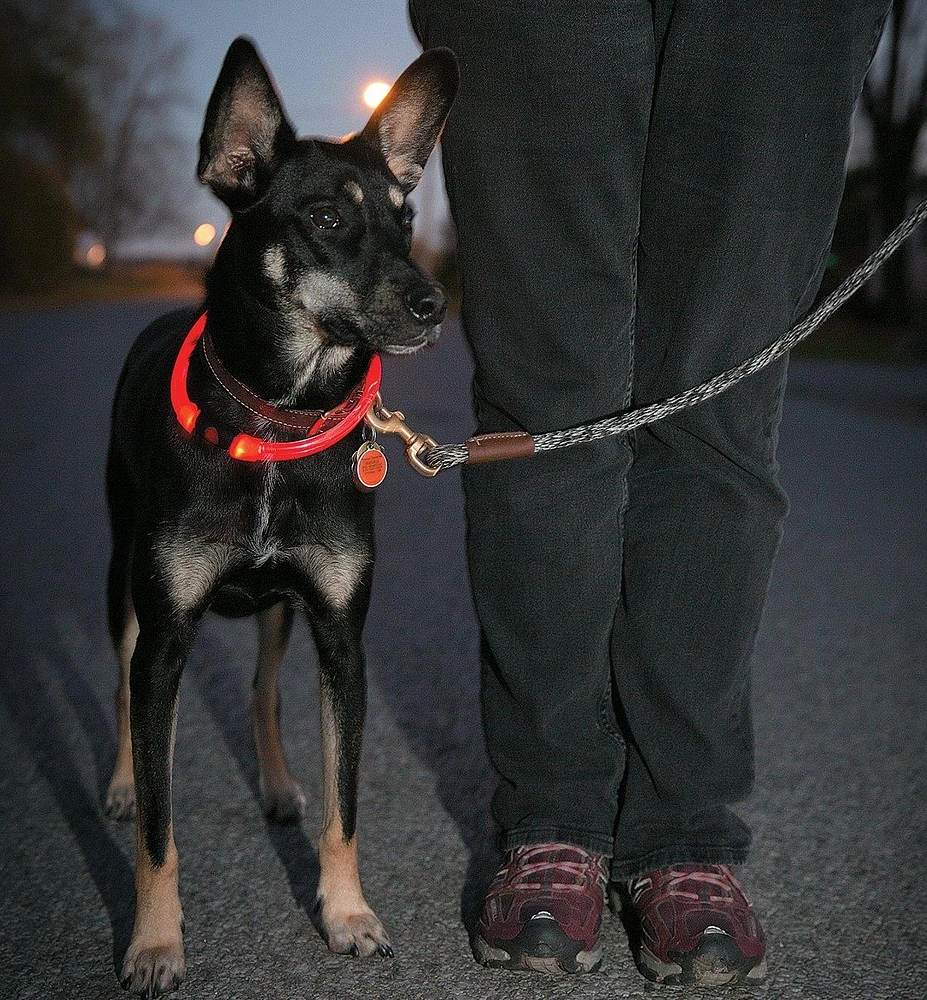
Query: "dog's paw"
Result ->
[[105, 780, 137, 821], [260, 776, 307, 824], [120, 939, 185, 997], [318, 903, 393, 958]]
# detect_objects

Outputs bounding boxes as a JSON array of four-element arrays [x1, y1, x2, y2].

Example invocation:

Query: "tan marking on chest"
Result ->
[[155, 539, 238, 612], [297, 543, 370, 610]]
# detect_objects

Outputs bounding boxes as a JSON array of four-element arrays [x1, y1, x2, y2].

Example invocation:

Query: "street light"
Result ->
[[194, 223, 217, 247], [362, 81, 391, 109], [86, 243, 106, 268]]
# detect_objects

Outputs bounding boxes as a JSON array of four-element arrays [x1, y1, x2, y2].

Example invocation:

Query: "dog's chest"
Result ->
[[193, 461, 300, 564], [193, 458, 372, 615], [248, 463, 279, 562], [216, 457, 356, 563], [235, 462, 322, 567]]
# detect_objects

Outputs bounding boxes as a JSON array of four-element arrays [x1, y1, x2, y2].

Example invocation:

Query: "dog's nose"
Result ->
[[405, 286, 447, 324]]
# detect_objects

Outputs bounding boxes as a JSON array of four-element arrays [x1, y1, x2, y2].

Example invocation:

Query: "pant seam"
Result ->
[[597, 229, 639, 748]]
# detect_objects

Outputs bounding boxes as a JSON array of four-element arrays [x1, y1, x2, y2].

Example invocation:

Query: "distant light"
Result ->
[[194, 223, 217, 247], [363, 81, 391, 109], [86, 243, 106, 268]]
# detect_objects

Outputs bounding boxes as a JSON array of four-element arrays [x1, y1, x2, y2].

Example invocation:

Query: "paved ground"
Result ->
[[0, 300, 924, 1000]]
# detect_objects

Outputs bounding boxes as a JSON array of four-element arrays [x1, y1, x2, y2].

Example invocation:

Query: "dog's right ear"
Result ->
[[198, 37, 296, 211]]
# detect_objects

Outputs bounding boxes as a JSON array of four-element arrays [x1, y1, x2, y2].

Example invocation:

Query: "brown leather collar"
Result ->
[[201, 329, 324, 429]]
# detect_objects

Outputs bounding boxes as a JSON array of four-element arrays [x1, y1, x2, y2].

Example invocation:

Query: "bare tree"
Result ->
[[0, 0, 103, 290], [71, 2, 193, 260], [0, 0, 102, 175], [861, 0, 927, 321]]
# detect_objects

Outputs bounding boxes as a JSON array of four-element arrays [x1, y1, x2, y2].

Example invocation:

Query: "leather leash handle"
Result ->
[[464, 431, 536, 465]]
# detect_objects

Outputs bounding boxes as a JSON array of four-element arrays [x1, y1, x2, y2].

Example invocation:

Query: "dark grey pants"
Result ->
[[410, 0, 889, 875]]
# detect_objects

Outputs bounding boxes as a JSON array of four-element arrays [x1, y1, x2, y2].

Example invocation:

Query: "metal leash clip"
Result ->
[[365, 394, 440, 477]]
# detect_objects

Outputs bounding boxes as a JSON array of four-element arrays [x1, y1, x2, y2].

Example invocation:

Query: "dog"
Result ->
[[103, 36, 458, 996]]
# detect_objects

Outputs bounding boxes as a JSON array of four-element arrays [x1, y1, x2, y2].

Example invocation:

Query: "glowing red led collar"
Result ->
[[170, 312, 382, 462]]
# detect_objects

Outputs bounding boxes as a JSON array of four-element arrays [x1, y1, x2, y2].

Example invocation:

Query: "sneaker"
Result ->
[[623, 864, 767, 986], [474, 842, 608, 975]]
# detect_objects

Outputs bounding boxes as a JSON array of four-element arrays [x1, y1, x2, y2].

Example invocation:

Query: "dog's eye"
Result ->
[[401, 206, 415, 233], [310, 206, 341, 230]]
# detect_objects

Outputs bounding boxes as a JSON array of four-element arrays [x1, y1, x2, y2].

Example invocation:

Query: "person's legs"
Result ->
[[410, 0, 890, 982], [411, 0, 654, 852], [609, 0, 891, 878]]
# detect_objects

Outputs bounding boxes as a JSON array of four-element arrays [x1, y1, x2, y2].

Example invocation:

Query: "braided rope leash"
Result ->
[[423, 196, 927, 472]]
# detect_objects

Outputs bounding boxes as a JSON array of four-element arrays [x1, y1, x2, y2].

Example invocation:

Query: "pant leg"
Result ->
[[608, 0, 891, 876], [411, 0, 654, 853]]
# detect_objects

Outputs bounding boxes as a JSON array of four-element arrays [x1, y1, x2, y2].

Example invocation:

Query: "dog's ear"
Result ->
[[361, 48, 458, 193], [198, 37, 296, 210]]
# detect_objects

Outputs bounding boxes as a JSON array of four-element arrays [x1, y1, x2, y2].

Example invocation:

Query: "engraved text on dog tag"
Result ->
[[352, 441, 388, 491]]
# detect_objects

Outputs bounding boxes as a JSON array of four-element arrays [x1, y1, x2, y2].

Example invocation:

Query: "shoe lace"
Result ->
[[630, 864, 744, 905], [501, 844, 606, 892]]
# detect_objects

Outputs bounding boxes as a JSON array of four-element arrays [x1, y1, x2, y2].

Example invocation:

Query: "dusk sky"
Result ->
[[126, 1, 443, 256], [119, 2, 910, 259]]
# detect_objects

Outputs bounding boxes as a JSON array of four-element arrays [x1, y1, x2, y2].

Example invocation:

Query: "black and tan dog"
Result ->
[[103, 37, 457, 997]]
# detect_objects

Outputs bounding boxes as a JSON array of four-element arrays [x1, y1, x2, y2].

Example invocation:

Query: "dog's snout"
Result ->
[[405, 286, 447, 324]]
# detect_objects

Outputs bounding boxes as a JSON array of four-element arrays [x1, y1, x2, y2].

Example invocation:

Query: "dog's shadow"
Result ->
[[184, 621, 324, 929], [4, 619, 136, 973]]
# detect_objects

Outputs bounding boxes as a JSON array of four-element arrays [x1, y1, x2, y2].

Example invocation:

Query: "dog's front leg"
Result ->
[[120, 541, 223, 996], [309, 604, 392, 958], [120, 619, 193, 997]]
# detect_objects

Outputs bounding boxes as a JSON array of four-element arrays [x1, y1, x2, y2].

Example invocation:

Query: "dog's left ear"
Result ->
[[198, 36, 296, 210], [361, 48, 459, 193]]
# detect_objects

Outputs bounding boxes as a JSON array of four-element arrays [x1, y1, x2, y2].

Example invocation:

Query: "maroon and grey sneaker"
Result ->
[[622, 864, 767, 986], [474, 843, 608, 974]]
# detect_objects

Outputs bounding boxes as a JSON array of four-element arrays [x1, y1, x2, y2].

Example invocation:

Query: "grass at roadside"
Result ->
[[0, 261, 204, 311]]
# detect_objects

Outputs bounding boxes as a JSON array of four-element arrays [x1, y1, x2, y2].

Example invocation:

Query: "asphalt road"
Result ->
[[0, 300, 924, 1000]]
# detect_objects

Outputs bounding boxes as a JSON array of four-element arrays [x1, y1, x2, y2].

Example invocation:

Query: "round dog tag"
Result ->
[[352, 441, 388, 491]]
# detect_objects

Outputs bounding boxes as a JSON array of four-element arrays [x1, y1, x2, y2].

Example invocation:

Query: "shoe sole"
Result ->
[[474, 918, 601, 975], [637, 937, 767, 987]]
